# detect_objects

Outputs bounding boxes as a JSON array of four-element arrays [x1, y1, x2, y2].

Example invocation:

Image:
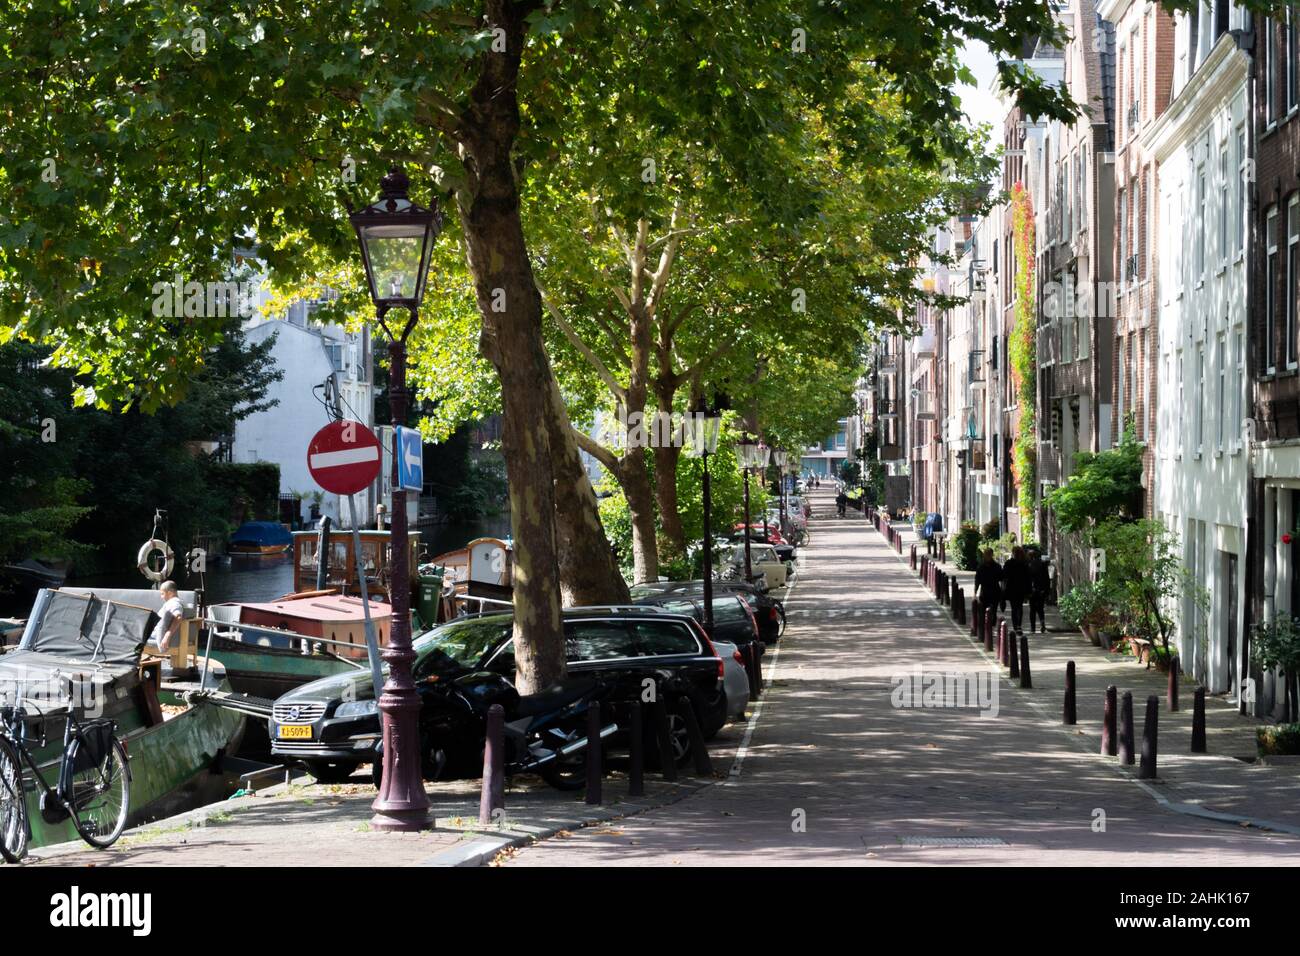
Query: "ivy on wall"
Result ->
[[1008, 182, 1037, 533]]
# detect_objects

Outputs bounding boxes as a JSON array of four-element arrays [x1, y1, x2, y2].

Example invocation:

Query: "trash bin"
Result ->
[[415, 567, 445, 630]]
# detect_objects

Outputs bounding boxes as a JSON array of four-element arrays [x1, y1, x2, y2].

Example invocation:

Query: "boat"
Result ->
[[428, 536, 513, 615], [2, 588, 248, 852], [228, 521, 293, 555], [204, 593, 386, 699]]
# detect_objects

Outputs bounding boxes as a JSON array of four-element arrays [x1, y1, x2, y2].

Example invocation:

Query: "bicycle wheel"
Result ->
[[68, 737, 130, 848], [0, 737, 28, 863]]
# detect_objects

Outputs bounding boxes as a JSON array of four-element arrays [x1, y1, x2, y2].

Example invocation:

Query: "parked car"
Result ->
[[710, 639, 751, 721], [630, 587, 761, 651], [731, 525, 795, 564], [727, 542, 789, 589], [631, 578, 784, 644], [269, 607, 728, 783]]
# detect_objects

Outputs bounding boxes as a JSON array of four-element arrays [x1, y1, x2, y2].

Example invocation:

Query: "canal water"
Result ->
[[67, 517, 512, 603]]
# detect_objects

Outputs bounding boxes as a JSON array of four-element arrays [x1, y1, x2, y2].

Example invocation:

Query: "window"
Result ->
[[1063, 154, 1072, 239], [1289, 10, 1299, 112], [1236, 127, 1247, 257], [1117, 334, 1127, 428], [1268, 204, 1279, 373], [1119, 185, 1128, 281], [1232, 331, 1244, 450], [1079, 151, 1088, 231], [1195, 345, 1205, 456], [1197, 164, 1208, 279], [632, 621, 700, 657], [1290, 195, 1300, 368], [565, 622, 636, 661], [1136, 174, 1144, 280], [1216, 333, 1226, 451], [1219, 145, 1229, 265], [1267, 18, 1277, 123], [1176, 349, 1185, 458]]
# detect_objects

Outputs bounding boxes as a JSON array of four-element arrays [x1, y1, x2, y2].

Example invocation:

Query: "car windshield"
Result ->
[[413, 616, 511, 675]]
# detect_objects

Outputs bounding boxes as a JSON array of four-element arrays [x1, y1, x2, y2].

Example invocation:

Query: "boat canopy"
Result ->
[[230, 521, 293, 548]]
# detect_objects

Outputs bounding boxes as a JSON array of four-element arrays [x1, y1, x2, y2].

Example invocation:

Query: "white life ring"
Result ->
[[137, 538, 175, 582]]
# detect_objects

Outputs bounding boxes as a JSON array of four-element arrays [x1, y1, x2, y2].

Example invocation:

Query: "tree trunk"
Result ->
[[455, 2, 564, 694], [622, 448, 659, 584], [654, 441, 686, 561], [545, 375, 630, 605]]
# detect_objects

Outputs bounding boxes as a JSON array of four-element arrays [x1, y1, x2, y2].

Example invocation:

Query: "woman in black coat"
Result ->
[[974, 549, 1002, 613], [1001, 546, 1031, 635]]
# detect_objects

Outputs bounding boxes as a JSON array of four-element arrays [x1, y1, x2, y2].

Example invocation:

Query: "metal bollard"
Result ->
[[679, 696, 713, 776], [1139, 695, 1159, 779], [971, 598, 980, 637], [1191, 686, 1207, 753], [745, 642, 760, 701], [628, 700, 645, 797], [1019, 633, 1032, 688], [1008, 623, 1020, 679], [998, 620, 1008, 665], [955, 587, 965, 625], [910, 543, 917, 570], [479, 703, 506, 825], [1118, 691, 1135, 765], [1102, 685, 1118, 756], [1063, 660, 1077, 724], [585, 704, 603, 805], [984, 608, 995, 653], [653, 699, 677, 781], [940, 537, 947, 563], [1168, 654, 1180, 712]]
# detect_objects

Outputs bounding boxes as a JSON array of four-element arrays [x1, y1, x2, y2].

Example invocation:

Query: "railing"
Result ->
[[876, 398, 899, 417]]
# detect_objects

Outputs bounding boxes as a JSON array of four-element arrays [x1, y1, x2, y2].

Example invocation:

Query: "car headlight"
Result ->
[[334, 700, 378, 718]]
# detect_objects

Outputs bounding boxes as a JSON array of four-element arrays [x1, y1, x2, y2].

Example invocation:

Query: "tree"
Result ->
[[0, 0, 1084, 692], [1044, 423, 1144, 533]]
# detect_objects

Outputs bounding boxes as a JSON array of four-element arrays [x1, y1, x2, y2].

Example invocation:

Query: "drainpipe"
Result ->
[[1233, 19, 1257, 714]]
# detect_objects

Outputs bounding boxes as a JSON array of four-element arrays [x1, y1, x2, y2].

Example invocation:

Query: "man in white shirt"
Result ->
[[151, 581, 184, 653]]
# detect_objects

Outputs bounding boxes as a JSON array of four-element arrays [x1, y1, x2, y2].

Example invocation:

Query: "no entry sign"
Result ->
[[307, 420, 381, 496]]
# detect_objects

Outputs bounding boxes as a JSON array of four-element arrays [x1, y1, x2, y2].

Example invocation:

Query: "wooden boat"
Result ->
[[228, 521, 293, 555], [4, 589, 247, 851], [428, 536, 513, 615], [291, 528, 421, 604], [204, 592, 387, 699]]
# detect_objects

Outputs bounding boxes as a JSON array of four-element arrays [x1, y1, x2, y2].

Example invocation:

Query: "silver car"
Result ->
[[710, 639, 751, 721]]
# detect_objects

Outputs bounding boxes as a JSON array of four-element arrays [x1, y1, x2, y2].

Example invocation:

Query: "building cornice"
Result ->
[[1096, 0, 1139, 25], [1144, 35, 1248, 164]]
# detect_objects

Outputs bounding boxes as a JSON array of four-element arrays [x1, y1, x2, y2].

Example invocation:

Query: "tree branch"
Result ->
[[537, 280, 628, 405], [572, 425, 621, 474]]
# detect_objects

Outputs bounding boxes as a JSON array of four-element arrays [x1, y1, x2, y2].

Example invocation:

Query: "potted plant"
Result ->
[[1059, 581, 1113, 646], [1252, 616, 1300, 723]]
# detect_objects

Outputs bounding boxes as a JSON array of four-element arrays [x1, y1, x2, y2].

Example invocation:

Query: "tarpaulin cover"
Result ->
[[16, 589, 149, 668]]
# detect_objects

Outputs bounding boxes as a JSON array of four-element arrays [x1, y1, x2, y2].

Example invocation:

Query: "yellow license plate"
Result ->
[[277, 724, 313, 740]]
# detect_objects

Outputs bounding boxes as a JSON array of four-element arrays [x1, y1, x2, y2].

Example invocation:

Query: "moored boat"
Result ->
[[228, 521, 293, 555]]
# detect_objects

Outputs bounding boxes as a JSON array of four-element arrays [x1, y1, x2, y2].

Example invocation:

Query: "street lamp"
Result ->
[[686, 397, 724, 634], [772, 449, 788, 534], [349, 165, 442, 831], [736, 436, 771, 583]]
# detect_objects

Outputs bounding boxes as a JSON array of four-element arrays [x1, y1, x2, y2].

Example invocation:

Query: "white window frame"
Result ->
[[1230, 330, 1244, 454], [1216, 332, 1226, 453], [1236, 125, 1247, 259], [1268, 204, 1280, 374], [1219, 143, 1229, 268], [1289, 194, 1299, 370], [1195, 345, 1205, 459]]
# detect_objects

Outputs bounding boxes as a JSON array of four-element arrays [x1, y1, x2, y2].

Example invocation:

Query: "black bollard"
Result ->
[[679, 697, 713, 776], [628, 700, 645, 796], [585, 704, 604, 804], [653, 699, 677, 781], [1063, 660, 1077, 724], [1139, 695, 1159, 779], [1008, 623, 1020, 679], [1191, 686, 1207, 753], [479, 703, 506, 825], [998, 620, 1008, 665], [1118, 691, 1135, 765], [971, 598, 980, 637], [1102, 685, 1118, 756], [984, 608, 995, 653], [940, 537, 947, 563], [1168, 655, 1180, 712], [745, 642, 760, 701], [956, 587, 966, 625], [910, 543, 917, 570], [1019, 633, 1032, 688]]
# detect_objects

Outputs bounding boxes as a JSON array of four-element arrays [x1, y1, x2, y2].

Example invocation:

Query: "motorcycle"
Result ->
[[373, 672, 618, 792]]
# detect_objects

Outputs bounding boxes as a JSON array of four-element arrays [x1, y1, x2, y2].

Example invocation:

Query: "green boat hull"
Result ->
[[22, 697, 246, 851], [206, 635, 358, 700]]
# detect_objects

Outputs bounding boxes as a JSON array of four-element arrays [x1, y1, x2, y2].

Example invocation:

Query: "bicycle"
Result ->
[[0, 682, 131, 862]]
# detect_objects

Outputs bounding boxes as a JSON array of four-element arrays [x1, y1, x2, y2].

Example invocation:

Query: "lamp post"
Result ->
[[349, 165, 442, 831], [687, 398, 724, 634], [772, 449, 788, 534], [736, 436, 770, 583]]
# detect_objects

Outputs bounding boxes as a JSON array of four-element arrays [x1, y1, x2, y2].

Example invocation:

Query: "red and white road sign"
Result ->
[[307, 420, 381, 496]]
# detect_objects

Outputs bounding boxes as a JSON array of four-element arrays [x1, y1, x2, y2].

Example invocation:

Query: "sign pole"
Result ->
[[347, 493, 385, 700]]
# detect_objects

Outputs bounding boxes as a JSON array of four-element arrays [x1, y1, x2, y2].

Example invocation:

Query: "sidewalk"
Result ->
[[27, 727, 745, 868], [882, 515, 1300, 836]]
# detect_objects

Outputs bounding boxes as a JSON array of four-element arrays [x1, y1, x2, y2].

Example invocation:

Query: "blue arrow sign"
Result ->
[[395, 426, 423, 492]]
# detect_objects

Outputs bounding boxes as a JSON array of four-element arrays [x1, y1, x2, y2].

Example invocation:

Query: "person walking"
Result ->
[[835, 488, 847, 517], [1001, 546, 1030, 635], [974, 549, 1002, 615], [1027, 547, 1051, 634]]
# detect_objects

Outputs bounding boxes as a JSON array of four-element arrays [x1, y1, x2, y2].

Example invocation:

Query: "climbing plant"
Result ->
[[1008, 183, 1038, 532]]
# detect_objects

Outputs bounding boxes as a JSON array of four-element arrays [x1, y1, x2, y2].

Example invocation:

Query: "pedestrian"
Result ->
[[1027, 547, 1051, 634], [835, 488, 847, 517], [151, 580, 184, 654], [974, 549, 1002, 613], [1001, 545, 1030, 635]]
